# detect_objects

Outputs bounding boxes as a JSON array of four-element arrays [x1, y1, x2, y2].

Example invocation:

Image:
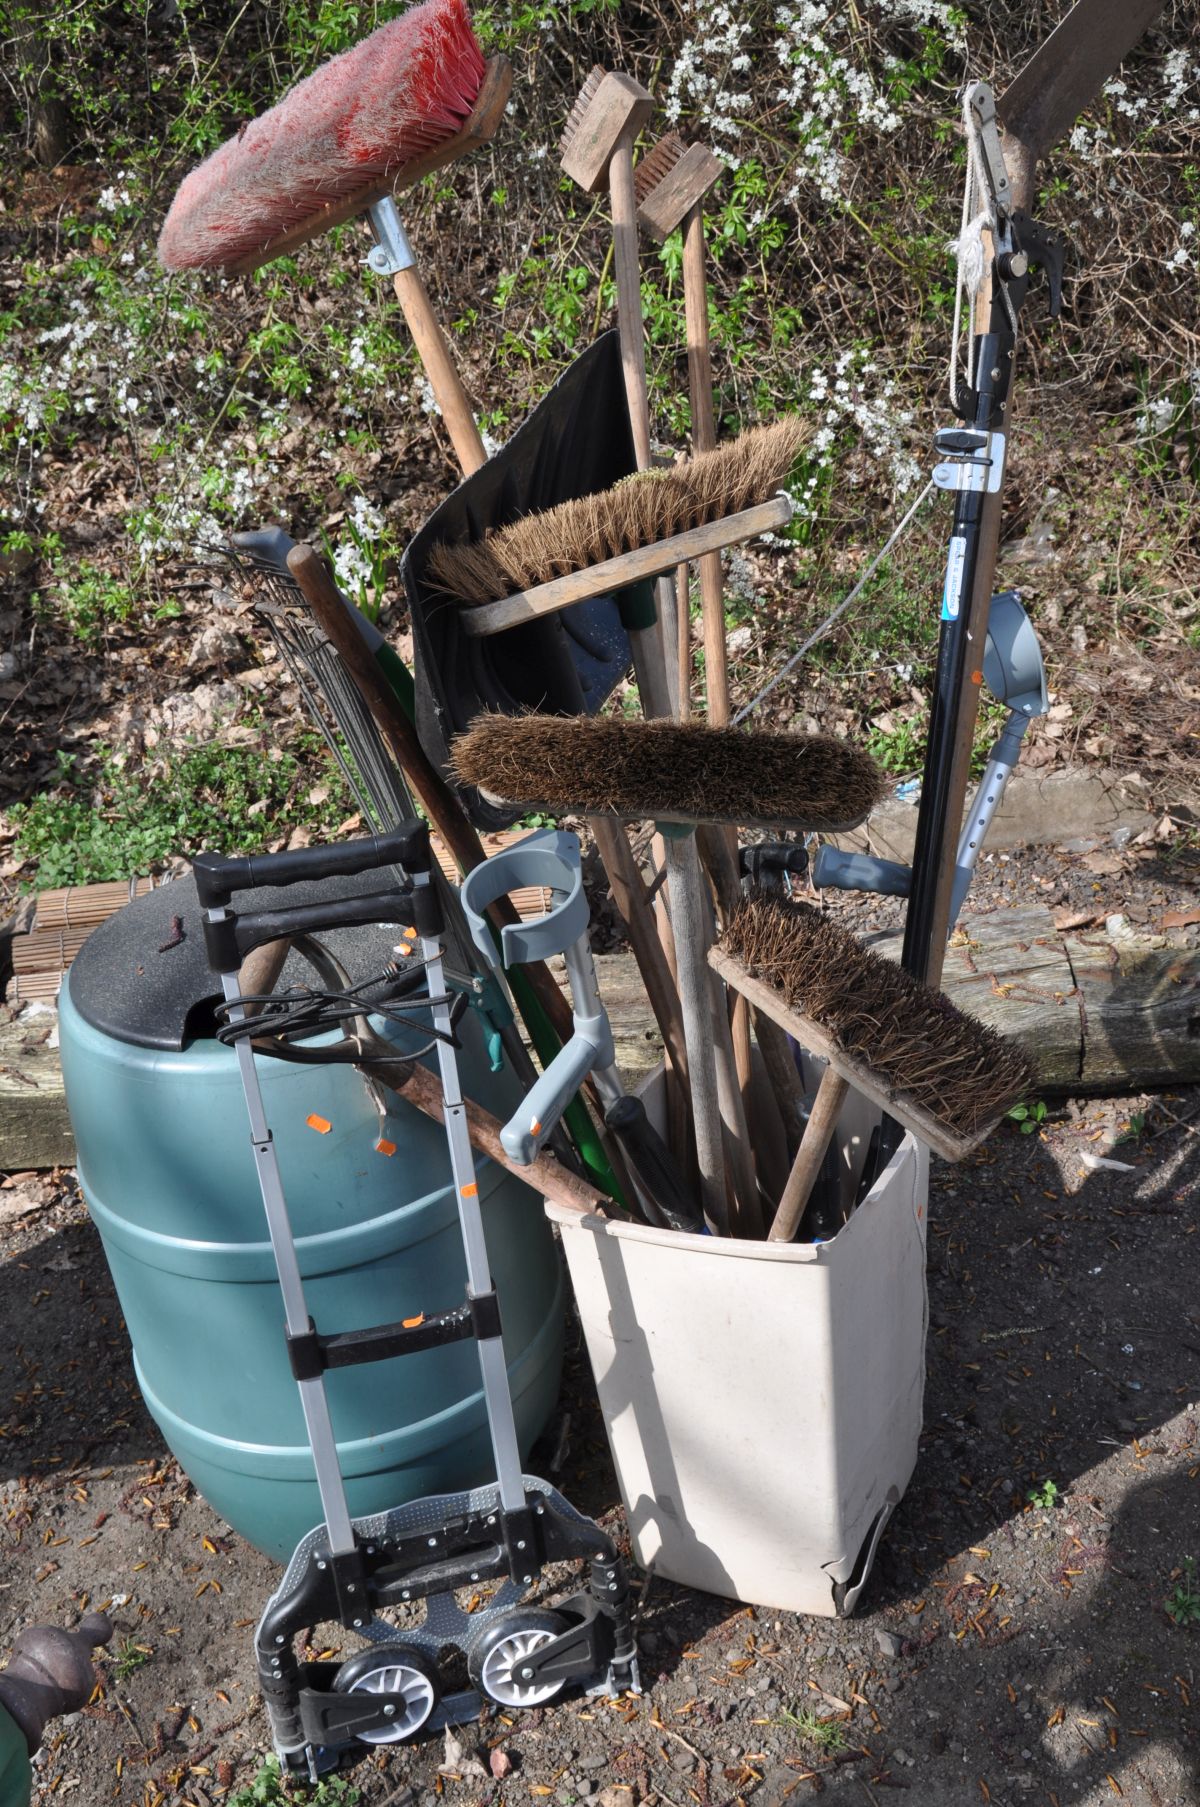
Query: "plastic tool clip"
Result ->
[[460, 830, 613, 1166]]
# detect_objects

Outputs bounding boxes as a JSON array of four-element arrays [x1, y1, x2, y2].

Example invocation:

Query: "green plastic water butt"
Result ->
[[59, 877, 563, 1562]]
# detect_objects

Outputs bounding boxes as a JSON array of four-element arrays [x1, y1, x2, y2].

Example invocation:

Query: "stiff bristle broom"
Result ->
[[158, 0, 488, 271], [710, 896, 1031, 1240], [157, 0, 510, 475], [449, 713, 887, 834], [428, 419, 806, 626]]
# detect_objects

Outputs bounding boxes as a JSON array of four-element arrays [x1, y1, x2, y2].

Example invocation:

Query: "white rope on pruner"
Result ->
[[948, 84, 1018, 413]]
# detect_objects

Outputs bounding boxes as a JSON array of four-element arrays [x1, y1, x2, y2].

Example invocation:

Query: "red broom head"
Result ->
[[158, 0, 485, 271]]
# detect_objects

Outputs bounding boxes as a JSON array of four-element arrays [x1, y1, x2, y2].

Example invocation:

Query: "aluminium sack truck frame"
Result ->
[[193, 825, 638, 1780]]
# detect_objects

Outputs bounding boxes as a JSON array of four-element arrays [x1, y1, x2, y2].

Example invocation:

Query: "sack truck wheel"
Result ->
[[332, 1643, 440, 1743], [469, 1608, 572, 1709]]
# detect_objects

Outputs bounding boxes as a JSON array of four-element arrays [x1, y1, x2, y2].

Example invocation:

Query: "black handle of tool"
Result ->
[[192, 824, 431, 911], [603, 1096, 705, 1235], [202, 890, 446, 977]]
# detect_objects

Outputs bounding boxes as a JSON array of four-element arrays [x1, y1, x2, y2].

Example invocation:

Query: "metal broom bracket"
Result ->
[[365, 197, 418, 278]]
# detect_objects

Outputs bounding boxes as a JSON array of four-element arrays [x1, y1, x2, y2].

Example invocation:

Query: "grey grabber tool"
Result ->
[[460, 829, 704, 1236], [811, 591, 1048, 923], [193, 825, 639, 1782]]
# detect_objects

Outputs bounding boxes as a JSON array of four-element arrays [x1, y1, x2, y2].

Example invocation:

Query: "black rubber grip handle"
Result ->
[[201, 888, 442, 975], [193, 824, 430, 909], [604, 1095, 705, 1235]]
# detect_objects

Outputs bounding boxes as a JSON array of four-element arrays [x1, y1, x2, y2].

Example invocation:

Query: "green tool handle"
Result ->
[[370, 638, 621, 1204]]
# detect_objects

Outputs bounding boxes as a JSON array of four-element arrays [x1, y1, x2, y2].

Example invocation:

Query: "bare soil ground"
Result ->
[[2, 840, 1198, 1807]]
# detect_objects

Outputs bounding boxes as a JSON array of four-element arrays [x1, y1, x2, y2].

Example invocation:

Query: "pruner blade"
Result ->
[[966, 82, 1014, 226]]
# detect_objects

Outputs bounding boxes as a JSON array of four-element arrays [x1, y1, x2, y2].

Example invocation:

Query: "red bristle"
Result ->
[[158, 0, 485, 271]]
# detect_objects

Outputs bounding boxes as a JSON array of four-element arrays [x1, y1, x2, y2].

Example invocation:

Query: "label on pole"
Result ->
[[941, 535, 968, 621]]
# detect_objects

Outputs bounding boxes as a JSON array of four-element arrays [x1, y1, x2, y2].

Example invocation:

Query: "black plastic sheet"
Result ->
[[403, 332, 639, 830]]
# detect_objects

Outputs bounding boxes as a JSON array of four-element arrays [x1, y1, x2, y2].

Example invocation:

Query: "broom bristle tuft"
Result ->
[[720, 897, 1032, 1144], [158, 0, 484, 271], [558, 65, 606, 159], [448, 713, 887, 832], [634, 133, 684, 204], [428, 417, 809, 604]]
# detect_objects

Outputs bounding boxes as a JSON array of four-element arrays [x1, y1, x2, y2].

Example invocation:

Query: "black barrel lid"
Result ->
[[67, 868, 404, 1051]]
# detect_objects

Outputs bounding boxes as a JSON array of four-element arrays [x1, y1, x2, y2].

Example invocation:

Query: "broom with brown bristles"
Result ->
[[710, 897, 1032, 1241], [429, 419, 806, 631], [449, 713, 887, 834], [432, 410, 810, 1231]]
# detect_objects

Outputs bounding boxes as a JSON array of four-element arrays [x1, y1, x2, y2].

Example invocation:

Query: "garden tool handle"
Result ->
[[768, 1068, 850, 1243], [602, 1094, 704, 1234], [192, 822, 431, 909], [202, 888, 441, 977], [812, 847, 912, 898], [391, 262, 487, 476]]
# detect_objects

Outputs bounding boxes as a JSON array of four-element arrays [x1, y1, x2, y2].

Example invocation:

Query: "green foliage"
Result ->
[[229, 1754, 360, 1807], [1008, 1099, 1049, 1136], [45, 559, 137, 647], [865, 712, 925, 776], [11, 739, 353, 889], [1165, 1557, 1200, 1627], [109, 1637, 151, 1681], [780, 1705, 849, 1754], [1027, 1477, 1060, 1510]]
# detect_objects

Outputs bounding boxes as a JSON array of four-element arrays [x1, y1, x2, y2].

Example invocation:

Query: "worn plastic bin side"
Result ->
[[548, 1079, 928, 1616]]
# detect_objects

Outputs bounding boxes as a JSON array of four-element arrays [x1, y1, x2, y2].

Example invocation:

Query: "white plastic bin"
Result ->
[[546, 1078, 929, 1616]]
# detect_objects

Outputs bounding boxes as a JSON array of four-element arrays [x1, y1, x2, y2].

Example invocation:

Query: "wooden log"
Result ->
[[459, 496, 793, 638], [0, 1015, 74, 1171], [8, 906, 1200, 1171]]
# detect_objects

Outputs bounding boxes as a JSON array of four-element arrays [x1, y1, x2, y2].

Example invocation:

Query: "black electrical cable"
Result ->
[[215, 964, 467, 1054]]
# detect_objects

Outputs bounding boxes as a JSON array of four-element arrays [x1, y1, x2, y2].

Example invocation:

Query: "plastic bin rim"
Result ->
[[544, 1130, 920, 1260]]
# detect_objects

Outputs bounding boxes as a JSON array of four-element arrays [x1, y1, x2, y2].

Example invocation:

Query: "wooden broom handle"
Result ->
[[682, 200, 730, 728], [284, 543, 578, 1053], [237, 937, 291, 1009], [391, 264, 487, 477], [768, 1068, 849, 1242], [589, 816, 689, 1086], [611, 132, 762, 1233]]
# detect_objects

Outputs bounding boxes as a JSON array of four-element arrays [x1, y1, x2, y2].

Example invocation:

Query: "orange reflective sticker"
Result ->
[[460, 1182, 478, 1198], [402, 1314, 425, 1329], [306, 1114, 332, 1135], [530, 1118, 542, 1136], [375, 1138, 397, 1157]]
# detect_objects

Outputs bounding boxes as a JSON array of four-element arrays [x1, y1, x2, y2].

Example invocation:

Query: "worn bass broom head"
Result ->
[[449, 713, 888, 832], [429, 417, 807, 604], [158, 0, 485, 272], [719, 896, 1032, 1151]]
